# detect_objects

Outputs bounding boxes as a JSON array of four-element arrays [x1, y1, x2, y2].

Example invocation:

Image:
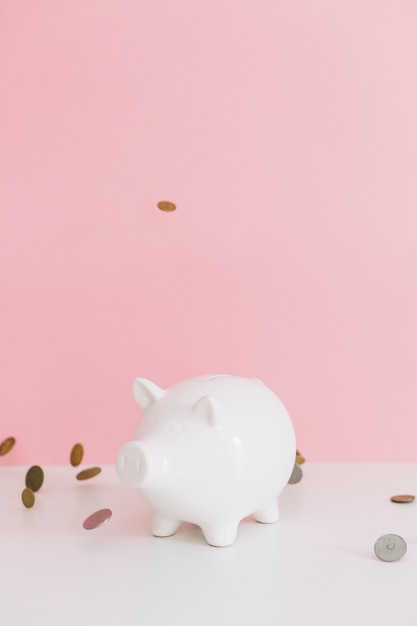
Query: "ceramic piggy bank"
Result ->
[[116, 375, 296, 547]]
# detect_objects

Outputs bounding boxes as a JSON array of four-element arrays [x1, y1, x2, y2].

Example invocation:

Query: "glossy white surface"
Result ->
[[117, 375, 296, 546], [1, 464, 417, 626]]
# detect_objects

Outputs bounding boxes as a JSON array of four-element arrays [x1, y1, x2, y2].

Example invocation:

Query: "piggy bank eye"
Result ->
[[167, 419, 182, 434]]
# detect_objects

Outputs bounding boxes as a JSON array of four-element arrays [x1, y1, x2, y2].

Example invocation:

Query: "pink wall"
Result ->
[[1, 1, 417, 465]]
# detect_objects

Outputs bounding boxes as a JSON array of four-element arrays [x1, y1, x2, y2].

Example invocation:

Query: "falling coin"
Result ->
[[157, 201, 176, 212], [70, 443, 84, 467], [0, 436, 16, 456], [76, 466, 102, 481], [21, 487, 35, 508], [295, 449, 305, 465], [390, 494, 415, 503], [83, 508, 112, 530], [288, 463, 303, 484], [374, 534, 407, 562], [25, 465, 44, 492]]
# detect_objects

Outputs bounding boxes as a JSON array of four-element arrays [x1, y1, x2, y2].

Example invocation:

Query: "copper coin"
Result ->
[[0, 436, 16, 456], [76, 466, 101, 480], [157, 201, 176, 212], [70, 443, 84, 467], [288, 463, 303, 484], [25, 465, 44, 492], [21, 488, 35, 508], [83, 508, 112, 530], [374, 534, 407, 562], [390, 494, 415, 503], [295, 449, 305, 465]]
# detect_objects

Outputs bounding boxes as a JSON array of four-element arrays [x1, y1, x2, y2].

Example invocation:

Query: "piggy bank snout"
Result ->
[[116, 441, 148, 488]]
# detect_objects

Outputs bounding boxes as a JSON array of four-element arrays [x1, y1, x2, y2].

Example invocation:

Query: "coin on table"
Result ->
[[390, 494, 415, 503], [76, 466, 101, 480], [288, 463, 303, 484], [374, 534, 407, 562], [0, 436, 16, 456], [295, 449, 305, 465], [21, 487, 35, 508], [70, 443, 84, 467], [157, 201, 176, 212], [83, 508, 112, 530], [25, 465, 44, 492]]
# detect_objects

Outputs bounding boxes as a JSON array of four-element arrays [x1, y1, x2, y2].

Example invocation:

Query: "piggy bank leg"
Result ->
[[253, 500, 279, 524], [152, 513, 181, 538], [201, 521, 239, 547]]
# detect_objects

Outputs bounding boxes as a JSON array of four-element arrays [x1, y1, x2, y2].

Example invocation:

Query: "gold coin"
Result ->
[[296, 449, 305, 465], [0, 436, 16, 456], [70, 443, 84, 467], [76, 466, 101, 480], [390, 494, 415, 503], [25, 465, 44, 492], [157, 201, 176, 212], [21, 487, 35, 508]]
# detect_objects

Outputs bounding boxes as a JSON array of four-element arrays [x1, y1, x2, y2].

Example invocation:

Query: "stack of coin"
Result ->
[[0, 436, 16, 456]]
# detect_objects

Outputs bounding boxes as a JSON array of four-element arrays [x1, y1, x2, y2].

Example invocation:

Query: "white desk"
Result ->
[[1, 463, 416, 625]]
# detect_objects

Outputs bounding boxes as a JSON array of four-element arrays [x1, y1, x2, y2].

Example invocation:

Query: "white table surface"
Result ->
[[1, 463, 416, 626]]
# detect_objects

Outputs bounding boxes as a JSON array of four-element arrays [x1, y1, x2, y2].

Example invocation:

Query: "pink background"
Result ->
[[1, 1, 417, 465]]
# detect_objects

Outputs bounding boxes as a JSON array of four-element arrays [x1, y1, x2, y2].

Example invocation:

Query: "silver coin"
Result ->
[[374, 534, 407, 562], [83, 508, 112, 530], [288, 463, 303, 484]]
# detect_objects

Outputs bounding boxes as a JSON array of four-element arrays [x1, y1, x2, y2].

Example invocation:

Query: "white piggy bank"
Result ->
[[116, 375, 296, 547]]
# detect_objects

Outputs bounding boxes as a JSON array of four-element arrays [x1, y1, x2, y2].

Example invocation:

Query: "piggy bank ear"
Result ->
[[132, 378, 164, 410], [193, 396, 219, 429]]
